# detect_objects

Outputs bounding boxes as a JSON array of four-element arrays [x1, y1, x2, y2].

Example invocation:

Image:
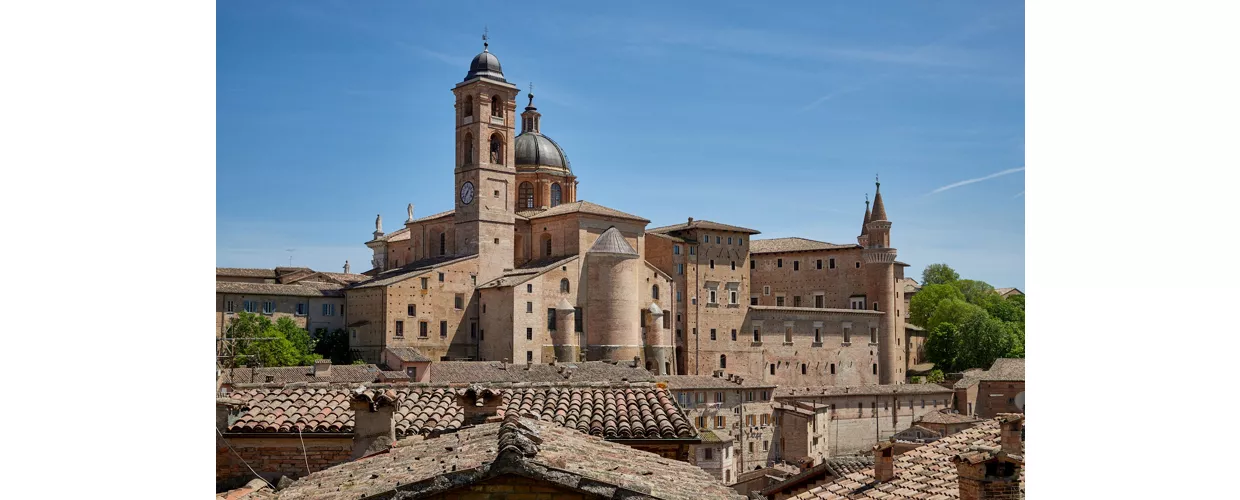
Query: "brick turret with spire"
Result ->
[[863, 177, 901, 384], [857, 194, 872, 247]]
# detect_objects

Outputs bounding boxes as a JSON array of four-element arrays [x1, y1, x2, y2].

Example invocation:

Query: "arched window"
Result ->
[[652, 285, 659, 300], [560, 278, 570, 293], [550, 183, 562, 207], [489, 134, 504, 165], [490, 95, 503, 118], [462, 133, 473, 165], [518, 182, 534, 209], [463, 95, 474, 117], [720, 354, 727, 369], [439, 233, 446, 256]]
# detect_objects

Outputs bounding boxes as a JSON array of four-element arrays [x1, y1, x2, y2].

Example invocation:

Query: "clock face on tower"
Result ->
[[460, 181, 475, 205]]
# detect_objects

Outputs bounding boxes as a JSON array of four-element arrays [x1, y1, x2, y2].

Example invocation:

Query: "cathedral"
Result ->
[[349, 42, 917, 385]]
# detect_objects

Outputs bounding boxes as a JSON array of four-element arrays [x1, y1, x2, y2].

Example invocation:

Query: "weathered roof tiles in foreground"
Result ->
[[274, 415, 743, 500]]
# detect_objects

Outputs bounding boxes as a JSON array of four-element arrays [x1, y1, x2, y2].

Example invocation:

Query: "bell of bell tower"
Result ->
[[452, 36, 518, 283]]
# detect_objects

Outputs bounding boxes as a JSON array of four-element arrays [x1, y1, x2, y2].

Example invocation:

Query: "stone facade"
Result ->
[[775, 385, 955, 456], [215, 435, 353, 491], [664, 373, 778, 473]]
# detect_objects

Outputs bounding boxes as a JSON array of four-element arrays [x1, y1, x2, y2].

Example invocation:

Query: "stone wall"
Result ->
[[778, 391, 953, 456], [976, 381, 1024, 418], [382, 257, 481, 362], [750, 248, 867, 309], [744, 308, 884, 387], [426, 475, 590, 499]]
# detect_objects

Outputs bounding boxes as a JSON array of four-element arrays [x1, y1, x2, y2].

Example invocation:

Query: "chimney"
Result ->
[[952, 448, 1023, 500], [996, 413, 1024, 456], [343, 260, 351, 274], [349, 388, 400, 460], [713, 369, 724, 378], [458, 386, 504, 425], [873, 440, 896, 482], [633, 356, 641, 368], [687, 217, 694, 224], [216, 397, 242, 433], [313, 359, 332, 377]]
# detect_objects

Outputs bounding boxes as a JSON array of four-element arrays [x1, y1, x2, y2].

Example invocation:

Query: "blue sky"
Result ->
[[217, 0, 1025, 289]]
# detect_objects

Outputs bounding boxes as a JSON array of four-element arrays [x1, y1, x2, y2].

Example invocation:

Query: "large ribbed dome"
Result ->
[[464, 49, 505, 82], [514, 132, 571, 171]]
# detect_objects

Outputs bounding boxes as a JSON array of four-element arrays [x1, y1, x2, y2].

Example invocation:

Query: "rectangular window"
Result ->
[[408, 304, 416, 316], [708, 290, 717, 304], [731, 329, 737, 341], [575, 307, 583, 332], [753, 328, 761, 342], [526, 350, 533, 363], [676, 263, 684, 275], [715, 391, 724, 403], [763, 286, 770, 296], [814, 328, 821, 343], [816, 259, 822, 269], [815, 295, 824, 308], [784, 326, 792, 343], [419, 321, 428, 337], [761, 391, 768, 401], [421, 277, 429, 289], [731, 261, 736, 271], [746, 391, 754, 402], [440, 321, 447, 337], [689, 246, 696, 255], [677, 291, 683, 302], [261, 301, 275, 314], [793, 296, 802, 307], [710, 328, 717, 340], [777, 258, 783, 268], [547, 308, 557, 330], [454, 294, 464, 310], [870, 327, 878, 344], [763, 440, 769, 451], [750, 295, 758, 306], [470, 322, 477, 339], [703, 235, 709, 243], [793, 261, 799, 271], [696, 392, 706, 404], [225, 300, 235, 313], [526, 302, 533, 313], [327, 303, 337, 316], [775, 296, 785, 307], [395, 320, 404, 337], [527, 284, 533, 293], [704, 448, 713, 460], [829, 258, 836, 269], [295, 303, 307, 316], [715, 415, 725, 428], [663, 313, 670, 329], [407, 367, 417, 379], [340, 304, 345, 316], [716, 236, 720, 244], [746, 415, 756, 427], [678, 392, 689, 407], [673, 245, 680, 255], [709, 259, 714, 269], [750, 260, 755, 269], [526, 327, 533, 340], [729, 290, 738, 304], [760, 414, 770, 426], [850, 297, 865, 310], [438, 272, 445, 282], [843, 326, 851, 344], [728, 237, 733, 244]]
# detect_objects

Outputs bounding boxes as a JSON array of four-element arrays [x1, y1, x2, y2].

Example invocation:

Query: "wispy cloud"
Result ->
[[929, 167, 1025, 195]]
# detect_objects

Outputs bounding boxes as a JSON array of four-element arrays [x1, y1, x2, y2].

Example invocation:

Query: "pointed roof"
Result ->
[[555, 298, 575, 311], [871, 180, 889, 222], [861, 195, 872, 235], [587, 227, 639, 257]]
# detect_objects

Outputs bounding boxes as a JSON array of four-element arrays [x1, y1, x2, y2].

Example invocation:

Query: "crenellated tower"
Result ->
[[452, 36, 519, 283], [862, 178, 901, 384]]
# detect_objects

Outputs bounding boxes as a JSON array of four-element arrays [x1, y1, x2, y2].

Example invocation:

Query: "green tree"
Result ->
[[908, 284, 966, 328], [926, 369, 946, 384], [921, 264, 960, 286], [952, 279, 997, 307], [314, 328, 353, 365], [224, 312, 320, 367], [985, 295, 1025, 324], [924, 322, 961, 372], [926, 299, 987, 332], [352, 359, 367, 365], [954, 314, 1013, 370], [1005, 322, 1025, 358]]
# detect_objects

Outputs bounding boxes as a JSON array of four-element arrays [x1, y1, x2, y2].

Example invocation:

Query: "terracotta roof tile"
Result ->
[[350, 254, 476, 289], [217, 268, 279, 278], [525, 200, 650, 222], [220, 364, 383, 385], [917, 409, 981, 425], [750, 237, 859, 254], [789, 419, 1023, 499], [775, 384, 953, 399], [657, 374, 776, 389], [216, 281, 345, 297], [429, 360, 653, 384], [646, 219, 761, 235], [274, 417, 741, 500], [385, 347, 431, 363]]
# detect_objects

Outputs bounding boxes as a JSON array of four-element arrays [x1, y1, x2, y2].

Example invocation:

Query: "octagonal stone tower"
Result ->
[[553, 298, 579, 362], [584, 227, 642, 362]]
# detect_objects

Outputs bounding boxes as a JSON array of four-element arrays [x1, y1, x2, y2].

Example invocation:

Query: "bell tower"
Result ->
[[863, 177, 900, 384], [452, 33, 519, 283]]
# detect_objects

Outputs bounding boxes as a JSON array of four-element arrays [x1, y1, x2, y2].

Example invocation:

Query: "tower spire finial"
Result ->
[[482, 26, 489, 51], [875, 173, 881, 190], [528, 82, 534, 107]]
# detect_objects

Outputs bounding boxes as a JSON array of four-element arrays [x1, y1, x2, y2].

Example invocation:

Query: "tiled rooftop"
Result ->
[[476, 255, 579, 289], [224, 383, 695, 440], [385, 347, 431, 363], [523, 200, 650, 222], [761, 455, 875, 497], [657, 373, 776, 389], [273, 415, 743, 500], [220, 364, 383, 385], [980, 358, 1025, 381], [788, 419, 1023, 499], [917, 409, 982, 425], [350, 254, 476, 289], [429, 360, 654, 384], [217, 268, 279, 279], [775, 384, 953, 399], [749, 237, 859, 254], [216, 281, 346, 298], [646, 218, 761, 235]]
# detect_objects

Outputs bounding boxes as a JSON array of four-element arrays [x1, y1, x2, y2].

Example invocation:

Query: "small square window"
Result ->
[[527, 284, 533, 293], [526, 328, 533, 340], [793, 261, 799, 271], [408, 304, 416, 316], [777, 259, 783, 268], [440, 321, 448, 337], [526, 302, 533, 313], [438, 272, 445, 282]]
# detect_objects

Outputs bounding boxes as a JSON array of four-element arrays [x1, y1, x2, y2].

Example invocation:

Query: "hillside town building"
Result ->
[[339, 42, 918, 388]]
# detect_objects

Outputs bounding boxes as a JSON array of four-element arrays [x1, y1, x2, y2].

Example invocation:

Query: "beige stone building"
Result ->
[[314, 43, 920, 387], [216, 265, 367, 338]]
